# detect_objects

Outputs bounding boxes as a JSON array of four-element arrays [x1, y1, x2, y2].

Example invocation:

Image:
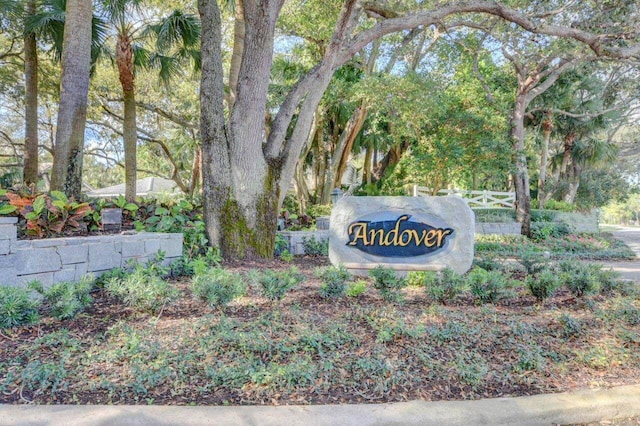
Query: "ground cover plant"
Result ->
[[1, 255, 638, 406]]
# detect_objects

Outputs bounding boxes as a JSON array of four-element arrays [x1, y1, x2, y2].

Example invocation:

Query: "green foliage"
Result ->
[[405, 271, 436, 288], [454, 352, 488, 387], [279, 249, 293, 262], [466, 268, 509, 304], [525, 270, 559, 302], [558, 262, 600, 297], [513, 344, 545, 373], [530, 222, 572, 242], [305, 204, 332, 218], [541, 200, 576, 212], [315, 265, 350, 299], [559, 313, 582, 338], [191, 267, 246, 308], [248, 267, 305, 301], [302, 235, 328, 256], [473, 254, 502, 272], [274, 234, 288, 256], [5, 190, 92, 238], [346, 280, 367, 297], [518, 250, 549, 275], [105, 266, 179, 314], [29, 276, 94, 320], [530, 209, 557, 222], [424, 267, 466, 305], [95, 267, 130, 288], [368, 266, 406, 302], [473, 208, 515, 223], [0, 285, 40, 328]]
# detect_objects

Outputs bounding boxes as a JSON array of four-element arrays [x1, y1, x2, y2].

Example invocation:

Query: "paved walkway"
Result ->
[[598, 226, 640, 281], [1, 384, 639, 426]]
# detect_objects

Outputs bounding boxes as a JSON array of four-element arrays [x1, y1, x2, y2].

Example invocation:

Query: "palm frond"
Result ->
[[145, 10, 200, 52]]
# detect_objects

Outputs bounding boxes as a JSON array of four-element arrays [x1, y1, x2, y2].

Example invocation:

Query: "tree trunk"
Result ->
[[363, 143, 373, 185], [50, 0, 92, 199], [563, 162, 581, 204], [537, 111, 552, 206], [23, 0, 39, 186], [510, 93, 531, 237], [332, 103, 367, 188], [116, 33, 137, 201], [373, 140, 410, 182], [227, 0, 244, 109], [189, 145, 201, 196]]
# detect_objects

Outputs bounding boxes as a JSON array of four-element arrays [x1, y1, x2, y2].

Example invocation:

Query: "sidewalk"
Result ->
[[599, 226, 640, 282], [1, 384, 639, 426]]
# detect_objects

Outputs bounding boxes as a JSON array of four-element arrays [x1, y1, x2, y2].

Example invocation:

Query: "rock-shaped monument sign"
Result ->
[[329, 196, 474, 274]]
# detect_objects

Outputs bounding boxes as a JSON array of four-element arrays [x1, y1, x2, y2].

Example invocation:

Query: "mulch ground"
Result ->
[[1, 257, 639, 406]]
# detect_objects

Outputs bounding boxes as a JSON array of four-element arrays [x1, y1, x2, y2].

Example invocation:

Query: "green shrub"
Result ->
[[0, 285, 40, 328], [302, 235, 328, 256], [95, 267, 129, 288], [368, 266, 406, 302], [596, 268, 631, 295], [405, 271, 436, 287], [306, 204, 332, 218], [248, 267, 305, 301], [467, 268, 508, 304], [346, 280, 367, 297], [530, 222, 572, 242], [191, 267, 246, 308], [559, 313, 582, 338], [525, 270, 559, 302], [559, 262, 600, 297], [105, 268, 179, 314], [473, 255, 502, 272], [518, 250, 549, 275], [29, 276, 94, 320], [279, 249, 294, 262], [542, 199, 576, 212], [425, 267, 466, 305], [530, 209, 556, 222], [315, 266, 350, 299]]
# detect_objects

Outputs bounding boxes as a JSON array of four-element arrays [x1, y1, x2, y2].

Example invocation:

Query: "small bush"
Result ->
[[405, 271, 436, 288], [302, 236, 328, 256], [559, 313, 582, 338], [518, 250, 549, 275], [346, 280, 367, 297], [467, 268, 508, 304], [248, 267, 305, 301], [596, 268, 631, 295], [368, 266, 406, 302], [105, 269, 179, 314], [530, 222, 572, 242], [191, 267, 245, 308], [425, 267, 466, 305], [560, 262, 600, 297], [525, 270, 559, 302], [0, 285, 40, 328], [315, 266, 350, 299], [279, 250, 294, 262], [473, 255, 502, 272], [94, 267, 129, 288], [29, 276, 94, 320]]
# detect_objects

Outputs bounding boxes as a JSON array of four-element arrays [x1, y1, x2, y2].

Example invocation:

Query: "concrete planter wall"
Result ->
[[277, 230, 329, 255], [0, 217, 183, 287]]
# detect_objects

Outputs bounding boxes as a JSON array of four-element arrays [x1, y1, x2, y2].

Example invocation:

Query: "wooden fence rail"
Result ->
[[411, 185, 515, 209]]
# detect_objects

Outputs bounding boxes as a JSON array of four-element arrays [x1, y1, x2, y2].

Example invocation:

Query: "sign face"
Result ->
[[346, 214, 454, 257], [329, 196, 474, 275]]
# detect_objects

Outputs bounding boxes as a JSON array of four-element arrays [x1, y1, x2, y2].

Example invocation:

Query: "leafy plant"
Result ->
[[346, 280, 367, 297], [105, 268, 179, 314], [0, 285, 40, 328], [559, 313, 582, 338], [368, 266, 406, 302], [466, 268, 509, 304], [6, 190, 92, 237], [530, 222, 572, 242], [405, 271, 436, 287], [0, 189, 18, 216], [315, 266, 350, 299], [302, 235, 328, 256], [525, 270, 559, 302], [518, 250, 549, 275], [191, 267, 246, 308], [559, 262, 600, 297], [29, 276, 94, 320], [248, 267, 305, 301], [279, 249, 293, 262], [425, 267, 466, 305]]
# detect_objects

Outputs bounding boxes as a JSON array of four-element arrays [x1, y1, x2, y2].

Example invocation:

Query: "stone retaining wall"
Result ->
[[475, 222, 522, 235], [0, 217, 183, 287], [278, 230, 329, 256]]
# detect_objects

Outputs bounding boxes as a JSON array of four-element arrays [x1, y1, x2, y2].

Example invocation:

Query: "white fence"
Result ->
[[411, 185, 515, 209]]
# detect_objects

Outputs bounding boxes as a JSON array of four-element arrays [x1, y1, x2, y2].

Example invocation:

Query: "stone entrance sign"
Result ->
[[329, 196, 474, 274]]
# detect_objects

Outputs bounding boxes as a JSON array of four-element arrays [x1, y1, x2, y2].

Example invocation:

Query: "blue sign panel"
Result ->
[[346, 214, 454, 257]]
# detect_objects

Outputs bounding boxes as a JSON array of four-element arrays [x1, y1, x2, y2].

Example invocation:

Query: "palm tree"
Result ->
[[98, 0, 200, 200]]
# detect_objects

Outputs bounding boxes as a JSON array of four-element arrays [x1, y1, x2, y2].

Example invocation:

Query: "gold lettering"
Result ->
[[348, 222, 368, 245], [347, 216, 453, 249], [368, 228, 385, 246], [436, 228, 453, 247]]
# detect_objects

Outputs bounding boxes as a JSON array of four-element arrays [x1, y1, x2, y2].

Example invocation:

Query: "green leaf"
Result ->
[[25, 212, 39, 221], [145, 216, 161, 225], [32, 196, 46, 215], [50, 190, 68, 203], [0, 189, 6, 196], [52, 200, 67, 210], [124, 203, 138, 212], [0, 204, 17, 215], [155, 207, 169, 216]]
